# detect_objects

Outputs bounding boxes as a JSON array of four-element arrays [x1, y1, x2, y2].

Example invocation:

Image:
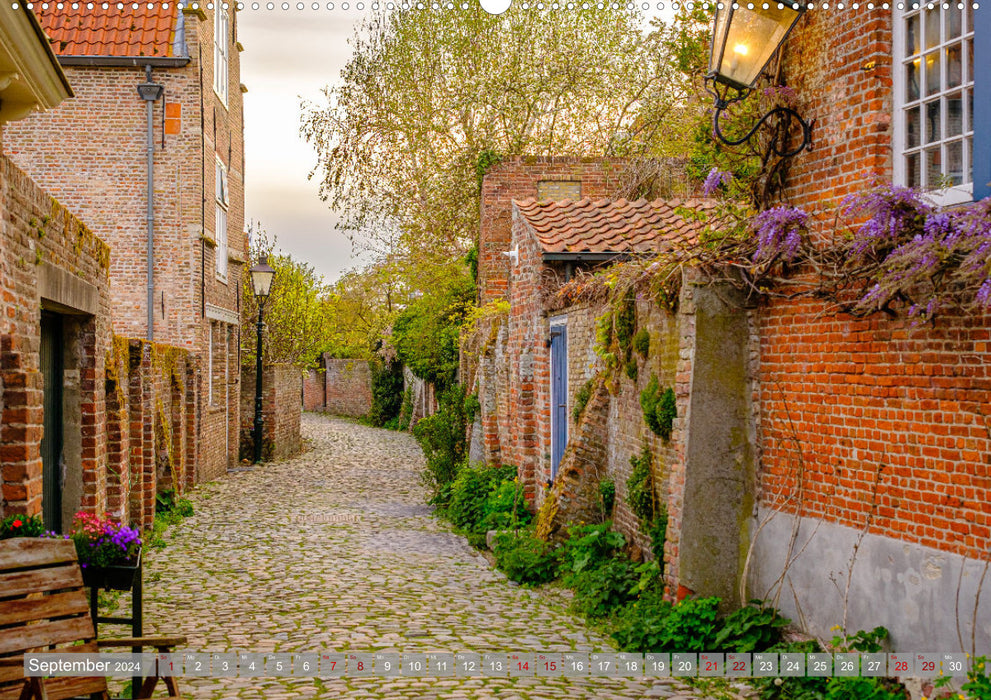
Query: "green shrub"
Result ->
[[156, 489, 193, 518], [611, 595, 720, 652], [570, 558, 639, 619], [633, 328, 650, 357], [640, 375, 676, 440], [492, 531, 559, 585], [572, 378, 595, 424], [413, 384, 477, 502], [599, 479, 616, 516], [397, 387, 414, 431], [647, 512, 667, 562], [625, 361, 638, 381], [392, 277, 474, 390], [480, 478, 530, 532], [610, 589, 673, 652], [446, 464, 526, 535], [368, 358, 404, 427], [447, 467, 494, 531], [0, 514, 45, 539], [615, 290, 637, 361], [713, 601, 789, 652], [558, 521, 625, 580], [961, 656, 991, 700]]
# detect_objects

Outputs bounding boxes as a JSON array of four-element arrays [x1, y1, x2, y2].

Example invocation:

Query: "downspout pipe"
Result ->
[[137, 65, 164, 341]]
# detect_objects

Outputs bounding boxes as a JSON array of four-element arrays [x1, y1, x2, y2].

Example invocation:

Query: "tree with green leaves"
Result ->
[[301, 8, 695, 297], [241, 224, 335, 368]]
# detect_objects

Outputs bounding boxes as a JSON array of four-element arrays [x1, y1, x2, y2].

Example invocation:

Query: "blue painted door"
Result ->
[[550, 325, 568, 480]]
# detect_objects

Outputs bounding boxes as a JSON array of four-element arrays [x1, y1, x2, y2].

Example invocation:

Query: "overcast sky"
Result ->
[[237, 6, 671, 284]]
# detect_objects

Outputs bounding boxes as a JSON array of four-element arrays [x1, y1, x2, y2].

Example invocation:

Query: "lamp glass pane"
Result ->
[[710, 6, 732, 74], [713, 5, 802, 88], [252, 271, 274, 298]]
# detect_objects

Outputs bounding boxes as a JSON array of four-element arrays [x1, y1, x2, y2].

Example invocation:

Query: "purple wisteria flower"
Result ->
[[703, 167, 733, 197], [751, 206, 808, 263], [842, 184, 932, 258]]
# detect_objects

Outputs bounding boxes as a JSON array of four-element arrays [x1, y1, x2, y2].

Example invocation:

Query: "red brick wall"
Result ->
[[757, 300, 991, 559], [303, 365, 326, 412], [0, 154, 111, 519], [4, 7, 246, 480], [778, 9, 893, 211], [479, 157, 629, 304], [323, 358, 372, 418], [240, 363, 303, 462], [0, 153, 197, 531]]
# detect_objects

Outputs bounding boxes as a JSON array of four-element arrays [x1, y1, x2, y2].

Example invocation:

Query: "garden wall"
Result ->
[[240, 363, 303, 461], [0, 153, 198, 533], [302, 356, 372, 417]]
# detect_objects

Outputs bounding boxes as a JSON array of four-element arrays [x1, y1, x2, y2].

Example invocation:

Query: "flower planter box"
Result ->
[[81, 550, 141, 591]]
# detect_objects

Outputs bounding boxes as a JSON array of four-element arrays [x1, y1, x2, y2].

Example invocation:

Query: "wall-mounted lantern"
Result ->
[[705, 3, 813, 158]]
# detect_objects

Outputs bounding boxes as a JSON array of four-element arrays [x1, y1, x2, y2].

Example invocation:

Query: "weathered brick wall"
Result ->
[[321, 358, 372, 417], [239, 363, 303, 461], [0, 154, 111, 521], [479, 157, 630, 304], [0, 153, 197, 532], [3, 6, 244, 481]]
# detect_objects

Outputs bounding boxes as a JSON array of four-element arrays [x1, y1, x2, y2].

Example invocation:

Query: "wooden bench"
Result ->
[[0, 538, 186, 700]]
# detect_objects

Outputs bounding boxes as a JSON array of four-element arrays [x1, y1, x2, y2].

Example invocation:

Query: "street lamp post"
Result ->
[[249, 255, 275, 464]]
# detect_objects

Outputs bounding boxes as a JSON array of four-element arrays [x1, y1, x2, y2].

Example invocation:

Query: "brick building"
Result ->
[[746, 5, 991, 651], [4, 5, 246, 481], [471, 7, 990, 652], [0, 5, 198, 534]]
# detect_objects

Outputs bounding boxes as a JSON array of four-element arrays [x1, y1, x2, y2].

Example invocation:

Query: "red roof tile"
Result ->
[[513, 197, 722, 255], [35, 6, 179, 58]]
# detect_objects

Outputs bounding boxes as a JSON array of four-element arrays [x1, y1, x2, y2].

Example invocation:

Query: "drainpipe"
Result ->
[[137, 66, 164, 341]]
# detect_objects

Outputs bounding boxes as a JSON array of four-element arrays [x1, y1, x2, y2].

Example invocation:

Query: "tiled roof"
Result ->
[[514, 197, 721, 255], [34, 6, 179, 57]]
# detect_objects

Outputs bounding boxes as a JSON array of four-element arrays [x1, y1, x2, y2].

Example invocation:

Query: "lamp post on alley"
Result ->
[[249, 255, 275, 464]]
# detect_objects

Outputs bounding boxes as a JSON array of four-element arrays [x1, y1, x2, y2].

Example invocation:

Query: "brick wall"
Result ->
[[323, 358, 372, 417], [240, 363, 303, 462], [0, 152, 197, 532], [778, 9, 892, 212], [478, 157, 630, 304], [748, 11, 991, 647], [302, 365, 326, 412], [3, 6, 245, 481]]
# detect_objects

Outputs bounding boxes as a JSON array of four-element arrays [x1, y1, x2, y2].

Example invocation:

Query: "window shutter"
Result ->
[[974, 8, 990, 200]]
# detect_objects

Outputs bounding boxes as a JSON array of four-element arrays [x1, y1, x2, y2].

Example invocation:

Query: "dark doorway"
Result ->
[[40, 312, 64, 533]]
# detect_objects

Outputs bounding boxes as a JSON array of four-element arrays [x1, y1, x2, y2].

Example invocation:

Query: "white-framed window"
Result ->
[[892, 3, 975, 207], [215, 156, 229, 282], [214, 8, 229, 104]]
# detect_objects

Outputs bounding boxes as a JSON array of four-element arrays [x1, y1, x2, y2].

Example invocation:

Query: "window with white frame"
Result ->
[[214, 9, 229, 104], [893, 3, 975, 205], [215, 157, 229, 281]]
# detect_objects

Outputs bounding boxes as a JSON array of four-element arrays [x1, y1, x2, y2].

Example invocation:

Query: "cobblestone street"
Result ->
[[134, 414, 742, 700]]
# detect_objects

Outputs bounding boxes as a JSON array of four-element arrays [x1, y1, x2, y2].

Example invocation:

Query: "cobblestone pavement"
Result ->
[[130, 413, 750, 700]]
